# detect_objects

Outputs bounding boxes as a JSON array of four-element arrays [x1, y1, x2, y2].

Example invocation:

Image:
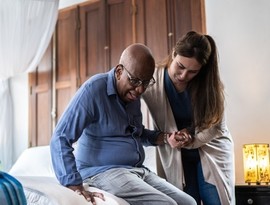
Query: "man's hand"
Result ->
[[67, 184, 105, 204]]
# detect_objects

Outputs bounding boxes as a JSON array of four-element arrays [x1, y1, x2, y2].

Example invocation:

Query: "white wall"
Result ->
[[205, 0, 270, 184], [10, 0, 270, 185]]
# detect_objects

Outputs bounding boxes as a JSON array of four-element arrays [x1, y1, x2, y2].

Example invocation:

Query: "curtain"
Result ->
[[0, 0, 59, 171], [0, 81, 12, 171]]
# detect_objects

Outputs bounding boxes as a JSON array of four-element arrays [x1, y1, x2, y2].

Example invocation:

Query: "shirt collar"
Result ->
[[107, 67, 117, 96]]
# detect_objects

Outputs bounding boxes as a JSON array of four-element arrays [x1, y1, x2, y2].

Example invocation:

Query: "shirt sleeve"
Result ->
[[140, 128, 161, 146], [50, 87, 93, 186]]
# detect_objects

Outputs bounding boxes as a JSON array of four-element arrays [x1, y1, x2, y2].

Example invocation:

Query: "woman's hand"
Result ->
[[67, 184, 105, 204], [167, 129, 192, 149]]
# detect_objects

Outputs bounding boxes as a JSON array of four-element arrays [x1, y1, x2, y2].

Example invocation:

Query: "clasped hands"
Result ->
[[166, 129, 193, 149], [67, 184, 105, 204]]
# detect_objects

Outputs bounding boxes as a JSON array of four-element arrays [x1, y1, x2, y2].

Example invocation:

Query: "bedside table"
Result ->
[[235, 185, 270, 205]]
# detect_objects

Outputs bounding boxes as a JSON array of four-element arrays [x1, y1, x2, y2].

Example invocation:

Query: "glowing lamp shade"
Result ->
[[243, 144, 270, 185]]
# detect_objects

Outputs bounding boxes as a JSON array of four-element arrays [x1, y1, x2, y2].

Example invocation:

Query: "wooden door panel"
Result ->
[[55, 7, 79, 123], [106, 0, 133, 68], [29, 44, 52, 147], [144, 0, 169, 63], [79, 1, 105, 84], [55, 88, 71, 121], [79, 0, 133, 84], [36, 90, 51, 145], [190, 0, 206, 33], [136, 0, 170, 63], [136, 0, 205, 62], [173, 0, 206, 41]]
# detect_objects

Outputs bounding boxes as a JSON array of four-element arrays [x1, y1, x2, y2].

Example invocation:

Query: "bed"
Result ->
[[8, 145, 130, 205]]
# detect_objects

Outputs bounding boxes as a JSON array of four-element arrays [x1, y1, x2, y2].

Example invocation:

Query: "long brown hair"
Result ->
[[158, 31, 225, 131]]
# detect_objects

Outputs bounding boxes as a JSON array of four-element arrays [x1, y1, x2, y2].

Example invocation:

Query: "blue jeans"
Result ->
[[84, 167, 196, 205], [182, 149, 221, 205]]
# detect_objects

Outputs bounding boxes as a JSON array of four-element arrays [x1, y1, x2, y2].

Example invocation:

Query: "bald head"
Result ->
[[115, 43, 156, 102], [119, 43, 155, 80]]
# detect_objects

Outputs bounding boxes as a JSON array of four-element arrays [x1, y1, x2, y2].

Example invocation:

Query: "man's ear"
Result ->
[[115, 65, 123, 80]]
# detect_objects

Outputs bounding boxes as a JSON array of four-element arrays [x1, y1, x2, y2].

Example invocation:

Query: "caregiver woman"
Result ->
[[142, 31, 235, 205]]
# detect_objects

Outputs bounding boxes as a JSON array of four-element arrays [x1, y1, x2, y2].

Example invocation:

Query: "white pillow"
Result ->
[[9, 145, 55, 177]]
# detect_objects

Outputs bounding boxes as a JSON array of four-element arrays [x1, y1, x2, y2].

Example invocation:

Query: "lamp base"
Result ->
[[246, 181, 269, 185]]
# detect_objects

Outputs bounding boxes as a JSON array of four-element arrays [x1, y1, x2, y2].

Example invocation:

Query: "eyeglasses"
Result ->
[[119, 64, 156, 89]]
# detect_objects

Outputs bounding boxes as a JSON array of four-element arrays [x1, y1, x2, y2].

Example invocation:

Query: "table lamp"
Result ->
[[243, 143, 270, 185]]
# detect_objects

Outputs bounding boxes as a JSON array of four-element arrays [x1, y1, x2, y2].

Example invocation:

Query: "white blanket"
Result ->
[[9, 146, 129, 205]]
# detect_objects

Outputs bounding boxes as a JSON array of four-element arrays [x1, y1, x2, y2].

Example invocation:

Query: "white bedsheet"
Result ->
[[9, 146, 129, 205], [16, 176, 129, 205]]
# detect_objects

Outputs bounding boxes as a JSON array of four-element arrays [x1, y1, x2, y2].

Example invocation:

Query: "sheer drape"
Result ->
[[0, 81, 13, 171], [0, 0, 59, 171]]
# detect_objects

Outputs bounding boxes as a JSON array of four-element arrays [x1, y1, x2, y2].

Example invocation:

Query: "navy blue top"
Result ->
[[50, 68, 160, 186], [164, 69, 193, 130], [164, 69, 199, 160]]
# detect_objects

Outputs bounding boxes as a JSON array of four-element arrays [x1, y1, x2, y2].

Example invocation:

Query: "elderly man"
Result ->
[[50, 43, 196, 205]]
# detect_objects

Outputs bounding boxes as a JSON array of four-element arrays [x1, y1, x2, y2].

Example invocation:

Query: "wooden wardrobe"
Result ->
[[28, 0, 206, 147]]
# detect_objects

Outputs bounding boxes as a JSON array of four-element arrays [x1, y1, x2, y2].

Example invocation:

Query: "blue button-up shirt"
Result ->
[[50, 68, 160, 186]]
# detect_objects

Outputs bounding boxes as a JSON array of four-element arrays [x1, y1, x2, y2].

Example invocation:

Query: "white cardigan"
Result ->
[[142, 67, 235, 205]]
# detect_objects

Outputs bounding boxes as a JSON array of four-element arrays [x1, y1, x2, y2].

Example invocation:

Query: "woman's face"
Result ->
[[168, 54, 202, 92]]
